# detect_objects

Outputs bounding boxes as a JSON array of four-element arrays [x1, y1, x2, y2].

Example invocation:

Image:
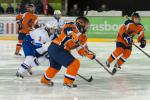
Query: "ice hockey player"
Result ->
[[106, 12, 146, 75], [41, 16, 96, 88], [16, 7, 23, 35], [16, 20, 58, 78], [49, 10, 66, 34], [14, 8, 24, 56], [15, 4, 39, 56]]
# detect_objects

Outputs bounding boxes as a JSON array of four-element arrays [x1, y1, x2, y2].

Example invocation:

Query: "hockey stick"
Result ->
[[95, 58, 113, 75], [133, 43, 150, 58], [77, 74, 93, 82]]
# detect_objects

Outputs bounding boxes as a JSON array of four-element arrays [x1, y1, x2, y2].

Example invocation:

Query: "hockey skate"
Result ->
[[14, 52, 22, 56], [63, 83, 77, 88], [41, 78, 54, 87], [106, 60, 110, 68], [16, 71, 24, 78], [112, 63, 121, 75]]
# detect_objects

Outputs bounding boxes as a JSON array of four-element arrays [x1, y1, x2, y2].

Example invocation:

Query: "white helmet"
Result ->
[[54, 10, 61, 15], [45, 20, 57, 29], [45, 21, 57, 36], [54, 10, 61, 19]]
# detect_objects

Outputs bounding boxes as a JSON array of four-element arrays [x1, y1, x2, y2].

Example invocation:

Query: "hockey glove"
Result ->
[[85, 50, 96, 60], [140, 38, 146, 48], [123, 33, 132, 45]]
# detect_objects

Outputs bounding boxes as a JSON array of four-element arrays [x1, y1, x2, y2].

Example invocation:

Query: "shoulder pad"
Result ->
[[66, 22, 74, 25], [124, 20, 134, 25], [138, 23, 145, 30], [137, 23, 144, 27]]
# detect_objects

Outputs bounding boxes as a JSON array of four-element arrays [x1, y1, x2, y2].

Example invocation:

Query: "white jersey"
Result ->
[[28, 27, 56, 54], [29, 27, 53, 44]]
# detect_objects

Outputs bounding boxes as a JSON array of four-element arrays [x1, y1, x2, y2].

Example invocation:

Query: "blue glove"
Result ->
[[122, 33, 132, 45], [34, 43, 42, 49], [26, 35, 33, 41]]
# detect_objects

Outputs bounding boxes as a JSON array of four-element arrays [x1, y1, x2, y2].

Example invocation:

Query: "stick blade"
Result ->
[[88, 76, 93, 82]]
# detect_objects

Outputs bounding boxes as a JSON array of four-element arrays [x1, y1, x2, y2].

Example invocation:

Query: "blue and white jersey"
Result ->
[[25, 27, 57, 54], [30, 28, 51, 44]]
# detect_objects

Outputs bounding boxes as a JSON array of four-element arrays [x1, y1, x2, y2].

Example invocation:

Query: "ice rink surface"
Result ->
[[0, 40, 149, 100]]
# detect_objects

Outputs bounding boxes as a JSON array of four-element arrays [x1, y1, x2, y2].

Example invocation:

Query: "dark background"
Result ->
[[68, 0, 150, 16]]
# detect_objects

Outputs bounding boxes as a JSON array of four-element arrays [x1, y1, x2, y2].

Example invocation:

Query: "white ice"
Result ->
[[0, 40, 150, 100]]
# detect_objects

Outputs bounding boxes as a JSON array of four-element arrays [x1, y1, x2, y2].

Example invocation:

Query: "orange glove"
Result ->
[[84, 50, 96, 60], [77, 48, 95, 60]]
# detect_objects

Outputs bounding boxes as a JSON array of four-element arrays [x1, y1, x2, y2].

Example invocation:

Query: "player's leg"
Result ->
[[16, 41, 35, 78], [30, 49, 49, 67], [17, 52, 49, 77], [41, 44, 62, 86], [41, 43, 79, 87], [15, 33, 26, 56], [64, 58, 80, 88], [117, 49, 131, 67], [106, 42, 126, 67], [16, 56, 34, 78], [41, 57, 61, 86], [31, 56, 48, 67], [49, 44, 80, 87], [112, 47, 132, 75]]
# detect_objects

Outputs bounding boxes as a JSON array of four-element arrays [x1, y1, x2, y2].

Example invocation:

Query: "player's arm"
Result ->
[[63, 25, 79, 43], [32, 17, 39, 29], [76, 34, 95, 60], [57, 26, 78, 49], [33, 35, 47, 55], [59, 19, 66, 29], [119, 23, 133, 45], [16, 14, 23, 30], [66, 25, 83, 43], [16, 13, 22, 23], [76, 44, 95, 60], [57, 20, 66, 34], [34, 42, 47, 57], [137, 26, 146, 48]]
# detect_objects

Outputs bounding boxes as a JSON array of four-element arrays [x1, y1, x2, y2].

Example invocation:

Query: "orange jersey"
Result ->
[[16, 13, 22, 23], [117, 20, 145, 46], [20, 12, 38, 34], [16, 13, 23, 32], [53, 22, 88, 53]]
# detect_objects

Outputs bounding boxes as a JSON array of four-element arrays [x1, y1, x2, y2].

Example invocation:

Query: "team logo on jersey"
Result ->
[[128, 30, 135, 35]]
